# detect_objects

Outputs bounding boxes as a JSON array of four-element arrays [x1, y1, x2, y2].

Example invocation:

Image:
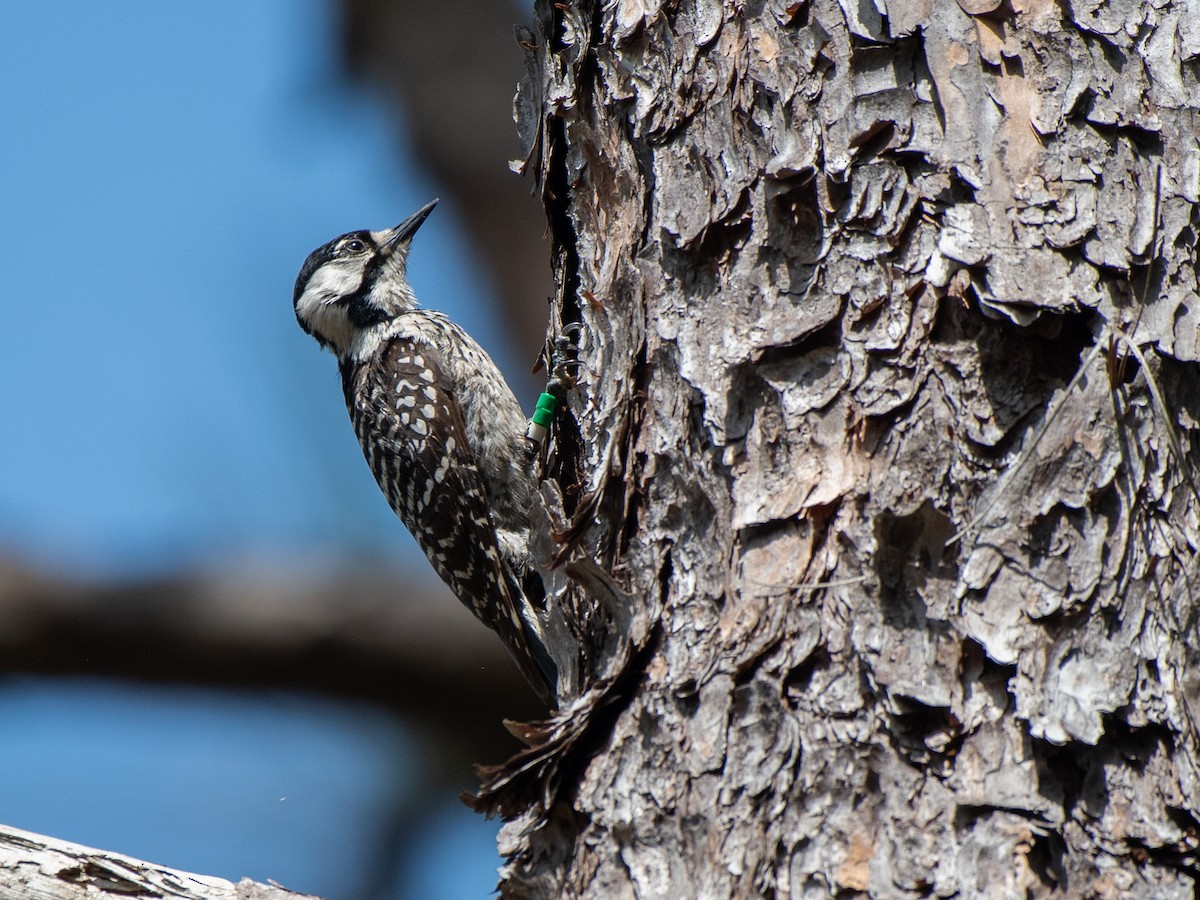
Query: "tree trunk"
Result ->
[[482, 0, 1200, 896]]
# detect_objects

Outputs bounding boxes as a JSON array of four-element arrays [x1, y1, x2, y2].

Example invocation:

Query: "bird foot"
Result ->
[[527, 324, 584, 444], [545, 322, 583, 398]]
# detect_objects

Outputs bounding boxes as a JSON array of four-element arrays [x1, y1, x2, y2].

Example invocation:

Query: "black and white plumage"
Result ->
[[293, 199, 555, 701]]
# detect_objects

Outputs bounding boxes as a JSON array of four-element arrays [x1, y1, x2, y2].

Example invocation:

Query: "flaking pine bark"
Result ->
[[481, 0, 1200, 897]]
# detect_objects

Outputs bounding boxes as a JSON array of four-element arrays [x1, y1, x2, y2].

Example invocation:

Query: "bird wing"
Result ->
[[358, 335, 553, 697]]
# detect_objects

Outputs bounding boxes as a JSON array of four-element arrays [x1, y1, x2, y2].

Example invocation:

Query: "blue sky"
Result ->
[[0, 1, 515, 577], [0, 3, 520, 896]]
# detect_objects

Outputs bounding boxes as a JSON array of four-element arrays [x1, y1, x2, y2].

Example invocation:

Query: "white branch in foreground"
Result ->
[[0, 823, 324, 900]]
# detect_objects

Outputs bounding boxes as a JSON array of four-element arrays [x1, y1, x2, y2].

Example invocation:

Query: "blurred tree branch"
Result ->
[[0, 557, 540, 764]]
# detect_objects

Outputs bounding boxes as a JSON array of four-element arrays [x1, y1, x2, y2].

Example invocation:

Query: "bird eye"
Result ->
[[342, 239, 367, 254]]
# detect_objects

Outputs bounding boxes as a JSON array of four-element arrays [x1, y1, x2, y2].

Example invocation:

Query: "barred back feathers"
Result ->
[[293, 199, 555, 701]]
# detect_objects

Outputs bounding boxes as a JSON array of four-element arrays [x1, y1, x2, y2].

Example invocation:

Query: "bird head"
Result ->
[[293, 198, 438, 360]]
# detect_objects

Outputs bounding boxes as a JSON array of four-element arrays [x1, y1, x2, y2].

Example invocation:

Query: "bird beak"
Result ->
[[386, 198, 439, 248]]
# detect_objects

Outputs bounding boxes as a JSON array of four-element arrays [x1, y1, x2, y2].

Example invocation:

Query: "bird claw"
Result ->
[[558, 321, 585, 339], [545, 323, 583, 397]]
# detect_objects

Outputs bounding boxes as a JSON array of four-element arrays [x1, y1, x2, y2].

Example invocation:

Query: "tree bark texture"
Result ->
[[489, 0, 1200, 896]]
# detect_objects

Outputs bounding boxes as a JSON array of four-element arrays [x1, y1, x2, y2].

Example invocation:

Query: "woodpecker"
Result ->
[[293, 199, 555, 701]]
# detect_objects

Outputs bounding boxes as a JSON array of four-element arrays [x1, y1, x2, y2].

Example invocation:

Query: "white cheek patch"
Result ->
[[296, 260, 365, 352], [298, 262, 363, 310]]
